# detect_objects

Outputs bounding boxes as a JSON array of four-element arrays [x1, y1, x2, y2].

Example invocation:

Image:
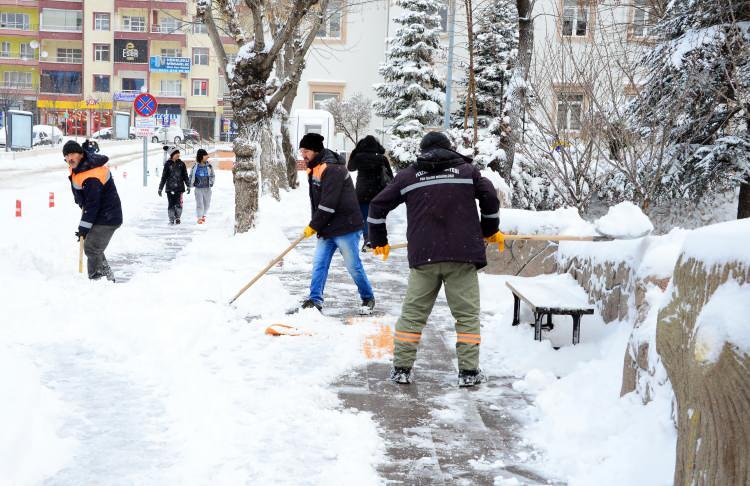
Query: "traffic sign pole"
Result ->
[[134, 94, 158, 188]]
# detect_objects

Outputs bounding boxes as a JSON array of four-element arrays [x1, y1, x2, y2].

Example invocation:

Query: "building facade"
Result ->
[[0, 0, 235, 139]]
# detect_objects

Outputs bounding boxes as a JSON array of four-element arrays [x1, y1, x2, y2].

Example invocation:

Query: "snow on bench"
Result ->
[[505, 274, 595, 345]]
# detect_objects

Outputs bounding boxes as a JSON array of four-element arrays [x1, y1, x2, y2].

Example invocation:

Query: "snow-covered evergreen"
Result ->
[[629, 0, 750, 207], [453, 0, 518, 129], [373, 0, 445, 167]]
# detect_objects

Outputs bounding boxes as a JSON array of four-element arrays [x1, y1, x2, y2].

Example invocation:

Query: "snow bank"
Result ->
[[680, 218, 750, 267], [594, 201, 654, 239], [693, 281, 750, 364], [499, 207, 595, 236], [0, 344, 75, 484]]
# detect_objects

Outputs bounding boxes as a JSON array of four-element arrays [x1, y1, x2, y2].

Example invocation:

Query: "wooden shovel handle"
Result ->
[[389, 234, 600, 251], [228, 234, 306, 304]]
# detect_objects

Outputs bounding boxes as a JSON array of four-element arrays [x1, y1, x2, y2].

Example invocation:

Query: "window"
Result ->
[[0, 12, 30, 30], [562, 0, 590, 38], [192, 79, 208, 96], [632, 0, 654, 38], [312, 92, 340, 110], [94, 13, 110, 31], [193, 18, 207, 34], [316, 0, 342, 39], [161, 48, 182, 57], [94, 44, 110, 62], [160, 79, 182, 97], [41, 70, 82, 94], [122, 16, 146, 32], [155, 16, 180, 33], [93, 74, 110, 92], [122, 77, 145, 92], [219, 77, 229, 96], [192, 48, 208, 65], [19, 42, 32, 59], [438, 0, 449, 32], [56, 48, 82, 63], [41, 9, 82, 32], [556, 93, 584, 130], [0, 41, 10, 57], [3, 71, 32, 88]]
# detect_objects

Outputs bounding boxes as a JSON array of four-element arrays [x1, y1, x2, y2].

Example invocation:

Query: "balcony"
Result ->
[[0, 81, 38, 95], [0, 23, 39, 36], [40, 54, 81, 64], [151, 24, 184, 35], [0, 51, 39, 64], [114, 24, 147, 33], [158, 90, 184, 97], [39, 23, 81, 33]]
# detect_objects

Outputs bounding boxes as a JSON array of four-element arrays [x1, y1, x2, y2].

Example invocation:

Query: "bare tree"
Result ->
[[323, 93, 372, 145], [197, 0, 328, 233], [0, 81, 25, 152]]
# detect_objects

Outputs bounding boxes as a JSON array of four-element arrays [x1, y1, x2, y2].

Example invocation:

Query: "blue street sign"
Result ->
[[149, 56, 191, 73], [134, 93, 158, 117]]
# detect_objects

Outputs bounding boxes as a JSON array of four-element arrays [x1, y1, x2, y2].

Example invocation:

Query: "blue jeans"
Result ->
[[359, 203, 370, 240], [309, 230, 374, 305]]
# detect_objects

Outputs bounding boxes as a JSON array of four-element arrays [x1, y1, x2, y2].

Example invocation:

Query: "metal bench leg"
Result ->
[[534, 312, 543, 341], [572, 314, 581, 345], [546, 312, 553, 330], [512, 295, 520, 326]]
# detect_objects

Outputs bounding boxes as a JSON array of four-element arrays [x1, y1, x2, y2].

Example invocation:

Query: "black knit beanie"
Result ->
[[419, 131, 452, 151], [299, 133, 324, 152], [62, 140, 84, 156]]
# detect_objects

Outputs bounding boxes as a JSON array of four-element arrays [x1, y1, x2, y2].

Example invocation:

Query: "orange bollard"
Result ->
[[15, 200, 21, 217], [49, 192, 55, 208]]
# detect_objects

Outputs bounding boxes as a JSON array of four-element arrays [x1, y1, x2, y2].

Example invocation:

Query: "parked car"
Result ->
[[182, 128, 200, 143], [92, 127, 112, 139], [151, 126, 184, 144], [32, 125, 63, 146]]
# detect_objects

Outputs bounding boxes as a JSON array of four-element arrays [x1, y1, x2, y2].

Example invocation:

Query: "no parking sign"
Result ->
[[134, 93, 158, 117]]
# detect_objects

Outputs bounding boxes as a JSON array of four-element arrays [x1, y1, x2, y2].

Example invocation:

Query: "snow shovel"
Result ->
[[228, 233, 306, 305], [78, 236, 84, 274], [265, 323, 313, 337], [387, 229, 651, 252]]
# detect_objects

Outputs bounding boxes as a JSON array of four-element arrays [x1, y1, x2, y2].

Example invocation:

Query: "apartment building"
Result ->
[[0, 0, 236, 139]]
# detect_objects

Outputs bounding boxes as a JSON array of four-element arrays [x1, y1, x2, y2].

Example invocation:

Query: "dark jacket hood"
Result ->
[[73, 152, 109, 174], [415, 147, 472, 172], [350, 136, 385, 159]]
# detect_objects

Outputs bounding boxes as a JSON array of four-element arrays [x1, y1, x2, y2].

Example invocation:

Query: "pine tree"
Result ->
[[630, 0, 750, 217], [373, 0, 445, 166], [453, 0, 518, 129]]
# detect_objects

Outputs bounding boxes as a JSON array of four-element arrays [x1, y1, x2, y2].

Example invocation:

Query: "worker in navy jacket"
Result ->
[[299, 132, 375, 314], [65, 140, 123, 281], [368, 131, 502, 387]]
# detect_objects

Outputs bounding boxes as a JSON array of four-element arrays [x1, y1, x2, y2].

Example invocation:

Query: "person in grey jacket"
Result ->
[[189, 148, 215, 224]]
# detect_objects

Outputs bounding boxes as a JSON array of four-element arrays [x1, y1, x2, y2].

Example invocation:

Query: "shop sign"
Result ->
[[114, 39, 148, 63], [114, 91, 138, 102], [149, 56, 191, 73]]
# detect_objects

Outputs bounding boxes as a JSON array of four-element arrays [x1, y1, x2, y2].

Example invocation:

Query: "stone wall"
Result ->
[[483, 240, 558, 277], [656, 248, 750, 485]]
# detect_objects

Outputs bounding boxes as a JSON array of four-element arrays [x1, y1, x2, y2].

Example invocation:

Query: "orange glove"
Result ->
[[484, 231, 505, 252], [303, 225, 317, 238], [373, 244, 390, 261]]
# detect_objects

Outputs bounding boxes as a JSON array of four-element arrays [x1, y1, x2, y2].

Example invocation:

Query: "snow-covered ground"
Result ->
[[2, 149, 679, 485]]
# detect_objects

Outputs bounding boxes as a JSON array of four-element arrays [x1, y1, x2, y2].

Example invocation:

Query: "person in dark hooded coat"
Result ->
[[367, 131, 503, 388], [158, 146, 190, 224], [347, 135, 393, 251]]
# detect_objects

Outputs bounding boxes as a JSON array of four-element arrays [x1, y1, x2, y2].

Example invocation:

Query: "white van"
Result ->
[[289, 109, 336, 152]]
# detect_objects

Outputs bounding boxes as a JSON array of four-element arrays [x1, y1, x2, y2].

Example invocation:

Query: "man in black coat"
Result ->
[[347, 135, 393, 251], [299, 133, 375, 314], [368, 131, 503, 387], [158, 146, 190, 224], [64, 140, 123, 281]]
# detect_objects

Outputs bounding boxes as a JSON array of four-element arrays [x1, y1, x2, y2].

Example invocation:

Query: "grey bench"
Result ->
[[505, 278, 595, 345]]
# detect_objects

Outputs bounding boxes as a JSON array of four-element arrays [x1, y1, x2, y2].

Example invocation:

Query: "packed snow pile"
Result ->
[[693, 281, 750, 364], [594, 201, 654, 238], [499, 207, 596, 236], [679, 217, 750, 267]]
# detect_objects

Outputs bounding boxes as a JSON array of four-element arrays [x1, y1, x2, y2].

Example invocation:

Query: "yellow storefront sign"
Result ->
[[37, 100, 114, 110]]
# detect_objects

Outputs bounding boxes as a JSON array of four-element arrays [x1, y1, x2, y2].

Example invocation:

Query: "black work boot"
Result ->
[[458, 368, 486, 387], [359, 298, 375, 315], [301, 299, 322, 312], [390, 366, 412, 384]]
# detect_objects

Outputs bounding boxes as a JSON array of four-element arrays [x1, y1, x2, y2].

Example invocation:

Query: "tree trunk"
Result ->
[[281, 94, 299, 189], [232, 124, 260, 234], [256, 119, 282, 201], [503, 0, 534, 181], [656, 254, 750, 485], [738, 176, 750, 219]]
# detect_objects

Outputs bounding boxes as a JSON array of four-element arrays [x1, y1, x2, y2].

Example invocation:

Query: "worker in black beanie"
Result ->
[[297, 132, 375, 315]]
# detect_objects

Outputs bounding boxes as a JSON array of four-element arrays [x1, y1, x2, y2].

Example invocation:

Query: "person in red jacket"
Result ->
[[298, 133, 375, 315]]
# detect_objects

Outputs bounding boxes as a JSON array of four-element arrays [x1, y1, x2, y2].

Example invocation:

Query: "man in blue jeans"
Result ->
[[299, 133, 375, 314]]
